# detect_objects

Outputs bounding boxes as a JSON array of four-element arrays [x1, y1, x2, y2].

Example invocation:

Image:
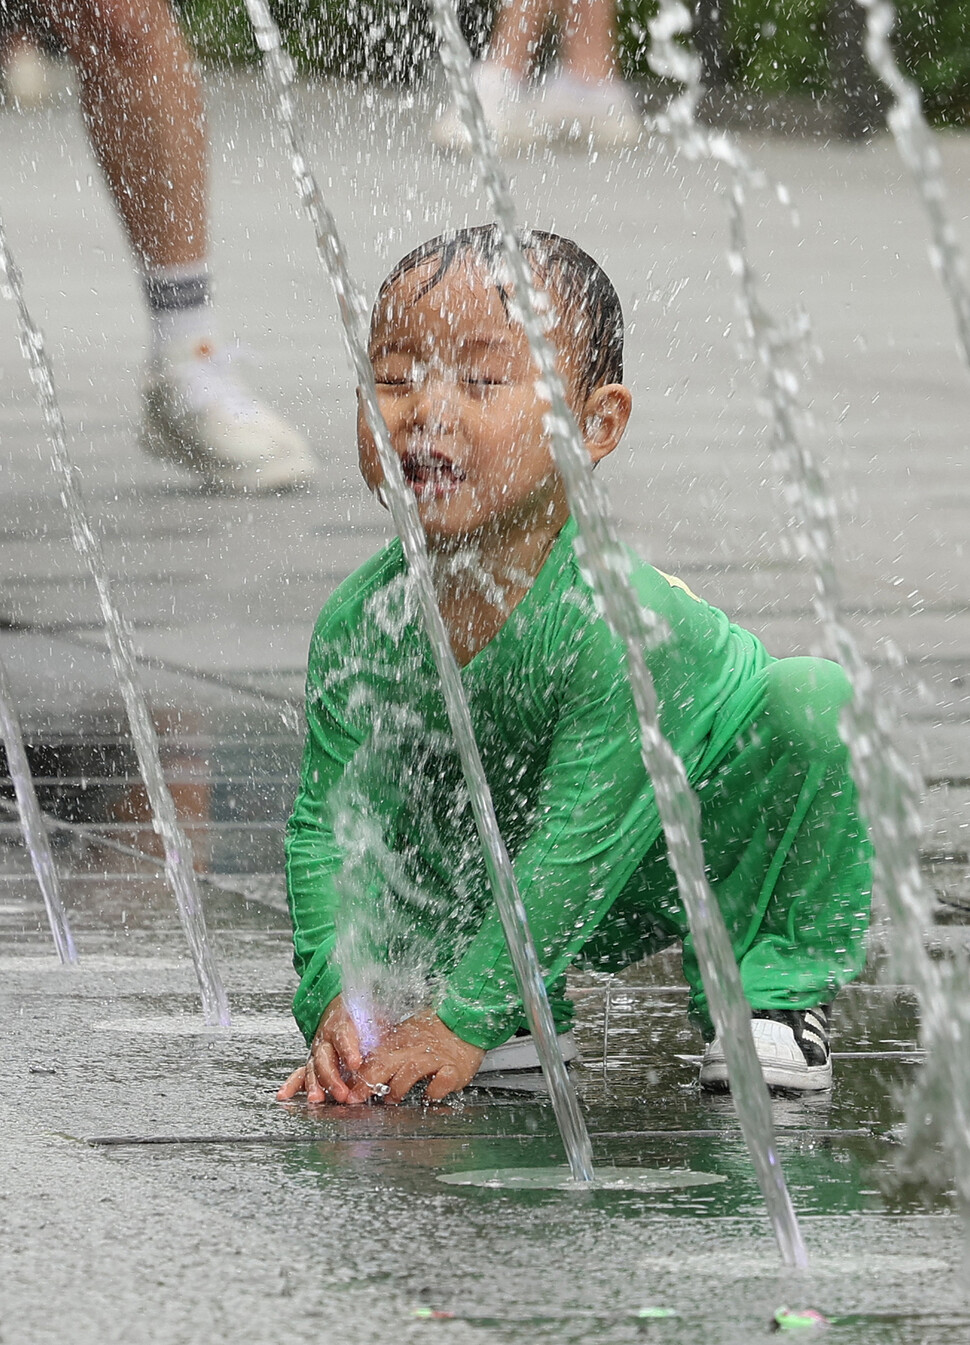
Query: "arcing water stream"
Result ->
[[850, 0, 970, 1212], [726, 190, 970, 1200], [856, 0, 970, 368], [242, 0, 596, 1184], [0, 648, 76, 964], [0, 213, 230, 1028], [731, 192, 970, 1212], [428, 0, 807, 1268], [650, 0, 970, 1218]]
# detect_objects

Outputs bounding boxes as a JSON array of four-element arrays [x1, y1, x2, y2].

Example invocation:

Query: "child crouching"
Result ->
[[278, 226, 871, 1107]]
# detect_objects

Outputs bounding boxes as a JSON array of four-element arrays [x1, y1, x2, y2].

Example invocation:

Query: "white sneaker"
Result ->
[[141, 339, 318, 494], [699, 1007, 833, 1093], [532, 73, 643, 149], [431, 62, 530, 152], [474, 1029, 579, 1076]]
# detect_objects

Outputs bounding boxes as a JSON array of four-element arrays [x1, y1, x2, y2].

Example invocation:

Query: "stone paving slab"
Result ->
[[3, 868, 968, 1344]]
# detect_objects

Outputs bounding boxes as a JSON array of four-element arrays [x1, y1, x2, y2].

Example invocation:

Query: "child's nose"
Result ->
[[410, 372, 460, 429]]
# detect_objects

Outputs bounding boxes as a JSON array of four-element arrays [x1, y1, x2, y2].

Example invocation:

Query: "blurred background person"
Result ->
[[1, 0, 316, 493], [434, 0, 642, 150]]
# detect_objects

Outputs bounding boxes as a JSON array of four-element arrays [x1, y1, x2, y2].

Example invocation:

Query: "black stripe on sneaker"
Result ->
[[753, 1006, 831, 1067]]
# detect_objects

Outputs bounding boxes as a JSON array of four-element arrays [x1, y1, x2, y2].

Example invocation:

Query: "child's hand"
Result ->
[[344, 1011, 485, 1105], [276, 1001, 485, 1105], [276, 995, 365, 1105]]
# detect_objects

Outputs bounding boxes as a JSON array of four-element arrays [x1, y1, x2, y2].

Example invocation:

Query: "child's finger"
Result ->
[[276, 1065, 307, 1100], [345, 1055, 397, 1104], [305, 1054, 324, 1104], [423, 1065, 463, 1102], [384, 1060, 429, 1104], [344, 1074, 389, 1104], [309, 1043, 350, 1104], [332, 1017, 363, 1072]]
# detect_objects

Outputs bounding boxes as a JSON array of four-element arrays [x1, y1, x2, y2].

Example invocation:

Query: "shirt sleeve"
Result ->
[[436, 621, 664, 1050], [284, 634, 365, 1045]]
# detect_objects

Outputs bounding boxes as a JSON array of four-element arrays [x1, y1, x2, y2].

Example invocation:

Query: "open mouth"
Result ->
[[399, 448, 467, 500]]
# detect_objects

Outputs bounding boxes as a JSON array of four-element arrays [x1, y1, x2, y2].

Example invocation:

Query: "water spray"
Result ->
[[429, 0, 807, 1268], [0, 212, 230, 1027], [0, 650, 76, 964], [649, 0, 970, 1219], [241, 0, 595, 1183], [856, 0, 970, 368]]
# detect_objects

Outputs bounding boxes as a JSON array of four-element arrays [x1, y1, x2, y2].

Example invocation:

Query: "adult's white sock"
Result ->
[[143, 261, 216, 361]]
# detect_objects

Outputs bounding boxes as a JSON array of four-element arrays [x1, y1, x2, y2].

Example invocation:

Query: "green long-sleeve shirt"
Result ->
[[285, 517, 771, 1050]]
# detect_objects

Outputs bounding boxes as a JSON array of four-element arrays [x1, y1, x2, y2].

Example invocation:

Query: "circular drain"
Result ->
[[93, 1016, 299, 1037], [437, 1165, 727, 1191]]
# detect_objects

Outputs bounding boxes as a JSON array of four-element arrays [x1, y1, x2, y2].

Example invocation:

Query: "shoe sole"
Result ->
[[141, 399, 314, 495], [699, 1061, 833, 1093]]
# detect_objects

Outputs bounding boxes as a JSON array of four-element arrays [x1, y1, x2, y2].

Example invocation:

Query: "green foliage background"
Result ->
[[177, 0, 970, 125], [722, 0, 970, 123]]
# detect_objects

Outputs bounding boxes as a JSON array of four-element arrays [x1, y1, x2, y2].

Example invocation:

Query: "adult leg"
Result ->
[[45, 0, 205, 270], [558, 0, 618, 82], [431, 0, 556, 149], [537, 0, 642, 145], [42, 0, 315, 492], [489, 0, 553, 77]]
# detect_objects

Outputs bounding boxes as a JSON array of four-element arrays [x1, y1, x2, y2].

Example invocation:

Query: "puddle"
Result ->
[[437, 1164, 727, 1191]]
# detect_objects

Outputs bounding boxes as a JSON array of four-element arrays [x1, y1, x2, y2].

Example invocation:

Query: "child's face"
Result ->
[[358, 257, 592, 546]]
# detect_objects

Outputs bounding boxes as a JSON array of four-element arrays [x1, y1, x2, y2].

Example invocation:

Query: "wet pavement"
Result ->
[[3, 854, 969, 1343], [2, 72, 970, 1343]]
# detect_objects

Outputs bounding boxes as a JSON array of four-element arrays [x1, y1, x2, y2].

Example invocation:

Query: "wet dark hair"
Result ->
[[372, 225, 624, 399]]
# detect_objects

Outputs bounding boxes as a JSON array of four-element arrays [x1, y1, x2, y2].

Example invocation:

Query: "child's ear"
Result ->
[[581, 384, 632, 465]]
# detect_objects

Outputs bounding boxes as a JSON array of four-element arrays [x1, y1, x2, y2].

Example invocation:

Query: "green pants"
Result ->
[[580, 657, 873, 1037]]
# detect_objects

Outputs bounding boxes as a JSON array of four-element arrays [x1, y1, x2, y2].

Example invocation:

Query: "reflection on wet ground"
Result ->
[[3, 839, 969, 1344]]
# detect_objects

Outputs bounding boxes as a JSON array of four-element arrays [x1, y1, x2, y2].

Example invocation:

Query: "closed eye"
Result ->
[[464, 377, 507, 396]]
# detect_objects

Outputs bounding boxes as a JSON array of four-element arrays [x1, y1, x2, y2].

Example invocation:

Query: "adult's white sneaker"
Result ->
[[699, 1006, 833, 1093], [141, 339, 317, 494], [431, 62, 530, 151], [533, 73, 643, 149]]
